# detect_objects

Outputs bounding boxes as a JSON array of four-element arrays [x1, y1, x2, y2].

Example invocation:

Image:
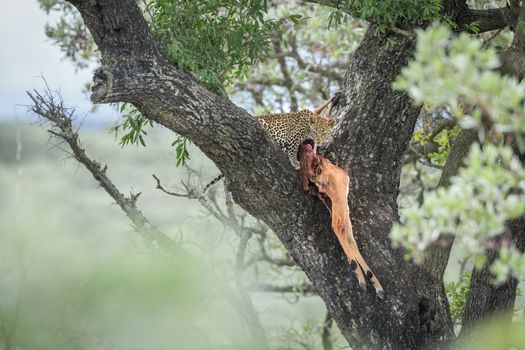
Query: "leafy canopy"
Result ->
[[392, 25, 525, 282], [150, 0, 288, 93], [394, 25, 525, 148]]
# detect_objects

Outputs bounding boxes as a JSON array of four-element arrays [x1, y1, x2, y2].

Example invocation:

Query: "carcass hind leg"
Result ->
[[334, 215, 385, 298], [343, 221, 384, 298], [331, 222, 367, 290], [345, 235, 385, 299]]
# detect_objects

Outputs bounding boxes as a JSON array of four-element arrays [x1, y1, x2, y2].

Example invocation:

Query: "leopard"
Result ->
[[201, 93, 339, 195], [256, 106, 335, 168]]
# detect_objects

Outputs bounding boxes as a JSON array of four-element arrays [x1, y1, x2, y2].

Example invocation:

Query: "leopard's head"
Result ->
[[310, 115, 335, 144]]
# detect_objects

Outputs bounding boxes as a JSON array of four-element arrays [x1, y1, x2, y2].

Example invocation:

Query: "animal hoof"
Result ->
[[359, 281, 367, 291], [349, 260, 358, 271], [376, 289, 385, 300]]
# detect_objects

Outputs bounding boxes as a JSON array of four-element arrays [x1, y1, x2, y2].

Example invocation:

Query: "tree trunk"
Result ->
[[66, 0, 454, 348], [460, 214, 525, 335], [322, 28, 454, 348]]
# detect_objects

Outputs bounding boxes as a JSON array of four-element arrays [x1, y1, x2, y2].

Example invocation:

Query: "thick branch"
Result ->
[[67, 0, 160, 60], [460, 220, 525, 336], [455, 8, 519, 33], [323, 28, 454, 345], [500, 3, 525, 79], [309, 0, 519, 33]]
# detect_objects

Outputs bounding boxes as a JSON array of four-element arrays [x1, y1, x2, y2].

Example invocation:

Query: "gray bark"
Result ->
[[500, 2, 525, 79], [64, 0, 462, 348], [460, 217, 525, 334]]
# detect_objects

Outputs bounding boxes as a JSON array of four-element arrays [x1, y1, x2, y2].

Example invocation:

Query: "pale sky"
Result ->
[[0, 0, 119, 124]]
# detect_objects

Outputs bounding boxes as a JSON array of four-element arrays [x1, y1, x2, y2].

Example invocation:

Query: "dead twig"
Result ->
[[27, 84, 177, 252]]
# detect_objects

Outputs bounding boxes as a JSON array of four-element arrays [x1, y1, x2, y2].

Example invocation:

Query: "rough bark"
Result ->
[[450, 5, 519, 33], [500, 3, 525, 79], [460, 216, 525, 334], [65, 0, 457, 348], [309, 0, 519, 34]]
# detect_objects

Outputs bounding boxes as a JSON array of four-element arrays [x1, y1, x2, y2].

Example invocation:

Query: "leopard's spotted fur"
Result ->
[[257, 110, 335, 167]]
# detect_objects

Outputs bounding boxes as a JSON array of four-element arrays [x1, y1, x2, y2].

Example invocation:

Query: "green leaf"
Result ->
[[110, 104, 153, 148], [171, 136, 191, 167]]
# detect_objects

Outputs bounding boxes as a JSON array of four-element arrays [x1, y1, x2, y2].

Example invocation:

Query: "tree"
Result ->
[[29, 0, 525, 349]]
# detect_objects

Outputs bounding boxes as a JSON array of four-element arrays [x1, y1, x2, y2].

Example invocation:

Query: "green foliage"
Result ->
[[39, 0, 294, 164], [110, 104, 191, 166], [327, 9, 350, 29], [149, 0, 287, 92], [38, 0, 97, 69], [395, 24, 525, 149], [109, 105, 190, 166], [412, 125, 461, 165], [327, 0, 441, 31], [491, 246, 525, 284], [112, 0, 293, 162], [110, 103, 154, 147], [171, 136, 190, 166], [392, 25, 525, 283], [0, 221, 261, 350], [391, 143, 525, 268], [464, 20, 480, 34], [445, 271, 471, 324], [429, 126, 460, 165]]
